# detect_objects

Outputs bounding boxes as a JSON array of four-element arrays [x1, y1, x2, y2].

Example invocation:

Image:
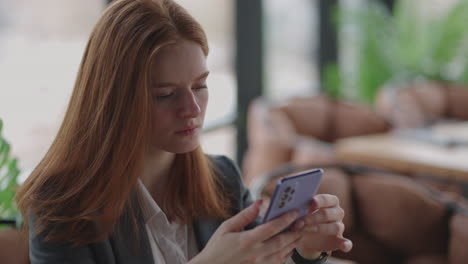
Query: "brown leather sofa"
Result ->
[[242, 94, 468, 264], [375, 81, 468, 129], [0, 228, 29, 264]]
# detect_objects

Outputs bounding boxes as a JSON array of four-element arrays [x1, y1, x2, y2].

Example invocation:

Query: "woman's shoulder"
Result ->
[[28, 213, 101, 263], [207, 154, 242, 182], [207, 155, 259, 228]]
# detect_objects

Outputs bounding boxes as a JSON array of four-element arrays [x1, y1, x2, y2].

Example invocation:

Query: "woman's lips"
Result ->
[[175, 126, 199, 136]]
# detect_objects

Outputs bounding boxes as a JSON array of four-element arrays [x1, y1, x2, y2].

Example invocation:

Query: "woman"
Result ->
[[16, 0, 352, 263]]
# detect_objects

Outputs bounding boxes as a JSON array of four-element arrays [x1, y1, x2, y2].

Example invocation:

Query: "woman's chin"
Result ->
[[169, 141, 200, 154]]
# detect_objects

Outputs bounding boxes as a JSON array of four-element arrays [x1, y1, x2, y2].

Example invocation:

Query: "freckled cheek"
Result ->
[[197, 92, 209, 114], [150, 108, 173, 133]]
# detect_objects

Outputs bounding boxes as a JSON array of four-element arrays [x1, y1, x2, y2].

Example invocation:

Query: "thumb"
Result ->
[[338, 237, 353, 252], [221, 200, 262, 233]]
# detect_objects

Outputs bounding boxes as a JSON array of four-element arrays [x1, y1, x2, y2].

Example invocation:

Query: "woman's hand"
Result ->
[[291, 194, 353, 259], [190, 200, 302, 264]]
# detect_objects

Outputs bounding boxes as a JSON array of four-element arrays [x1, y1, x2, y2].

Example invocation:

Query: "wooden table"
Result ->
[[335, 122, 468, 182]]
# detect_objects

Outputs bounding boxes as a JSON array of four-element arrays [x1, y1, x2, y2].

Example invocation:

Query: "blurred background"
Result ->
[[2, 0, 468, 263], [0, 0, 319, 171]]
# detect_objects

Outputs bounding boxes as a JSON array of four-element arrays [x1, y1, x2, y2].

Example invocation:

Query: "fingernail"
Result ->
[[308, 199, 318, 212], [343, 240, 353, 251], [296, 220, 305, 230], [256, 200, 263, 207]]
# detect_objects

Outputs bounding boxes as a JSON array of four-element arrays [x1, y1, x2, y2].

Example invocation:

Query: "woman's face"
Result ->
[[148, 39, 208, 154]]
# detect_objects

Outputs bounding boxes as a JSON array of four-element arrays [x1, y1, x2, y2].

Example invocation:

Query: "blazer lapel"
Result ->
[[109, 227, 154, 264], [192, 218, 223, 251], [108, 199, 155, 264]]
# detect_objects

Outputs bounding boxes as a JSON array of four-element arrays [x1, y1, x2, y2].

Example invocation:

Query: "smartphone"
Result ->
[[261, 168, 323, 226]]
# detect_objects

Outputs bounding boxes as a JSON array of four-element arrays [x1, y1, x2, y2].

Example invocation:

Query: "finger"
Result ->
[[328, 236, 353, 252], [242, 210, 299, 243], [302, 221, 345, 236], [221, 200, 262, 233], [257, 234, 299, 264], [299, 234, 353, 253], [310, 194, 339, 211], [290, 216, 306, 232], [341, 238, 353, 252], [303, 207, 345, 225], [259, 231, 301, 256]]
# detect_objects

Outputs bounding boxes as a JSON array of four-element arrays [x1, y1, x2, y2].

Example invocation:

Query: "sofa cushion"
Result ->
[[332, 230, 401, 264], [247, 99, 296, 147], [280, 95, 389, 142], [353, 173, 450, 255], [279, 95, 331, 141], [375, 82, 448, 128], [446, 85, 468, 120], [316, 168, 354, 232], [448, 213, 468, 264], [403, 255, 447, 264], [334, 101, 390, 139], [326, 256, 358, 264], [243, 99, 296, 184], [242, 147, 292, 186], [290, 137, 338, 167], [0, 228, 29, 264]]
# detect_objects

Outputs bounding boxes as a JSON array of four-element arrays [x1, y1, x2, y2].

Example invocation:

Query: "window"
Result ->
[[0, 0, 104, 176], [0, 0, 237, 174], [264, 0, 319, 100]]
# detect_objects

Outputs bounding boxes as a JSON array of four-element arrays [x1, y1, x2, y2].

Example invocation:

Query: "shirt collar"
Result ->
[[137, 179, 164, 224]]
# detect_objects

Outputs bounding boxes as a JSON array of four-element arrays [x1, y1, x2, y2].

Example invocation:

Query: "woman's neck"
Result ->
[[141, 150, 176, 203]]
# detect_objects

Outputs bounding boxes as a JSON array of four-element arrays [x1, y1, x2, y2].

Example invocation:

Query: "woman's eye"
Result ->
[[194, 85, 208, 90], [156, 93, 173, 99]]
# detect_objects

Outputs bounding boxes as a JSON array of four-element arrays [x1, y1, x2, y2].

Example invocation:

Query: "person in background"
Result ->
[[16, 0, 352, 263]]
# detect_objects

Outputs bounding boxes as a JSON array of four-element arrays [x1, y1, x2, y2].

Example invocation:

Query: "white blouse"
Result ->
[[138, 181, 199, 264], [138, 180, 297, 264]]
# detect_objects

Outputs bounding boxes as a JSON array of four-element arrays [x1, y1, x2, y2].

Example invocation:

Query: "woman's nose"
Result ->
[[178, 90, 201, 118]]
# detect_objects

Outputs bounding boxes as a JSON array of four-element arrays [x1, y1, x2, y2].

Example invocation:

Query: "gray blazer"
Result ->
[[29, 155, 258, 264]]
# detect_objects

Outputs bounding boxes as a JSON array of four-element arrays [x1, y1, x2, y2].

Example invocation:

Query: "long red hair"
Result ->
[[16, 0, 230, 246]]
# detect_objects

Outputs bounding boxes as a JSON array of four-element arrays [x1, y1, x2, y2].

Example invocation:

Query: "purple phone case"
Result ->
[[261, 168, 323, 224]]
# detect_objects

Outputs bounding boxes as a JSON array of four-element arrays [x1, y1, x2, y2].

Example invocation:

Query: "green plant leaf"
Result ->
[[330, 0, 468, 104], [431, 1, 468, 68], [459, 58, 468, 84], [0, 140, 10, 168], [393, 0, 429, 74], [0, 119, 20, 219], [338, 1, 398, 103]]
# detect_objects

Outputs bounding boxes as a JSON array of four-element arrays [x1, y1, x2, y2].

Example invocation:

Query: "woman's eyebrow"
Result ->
[[153, 71, 210, 88], [194, 71, 210, 82]]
